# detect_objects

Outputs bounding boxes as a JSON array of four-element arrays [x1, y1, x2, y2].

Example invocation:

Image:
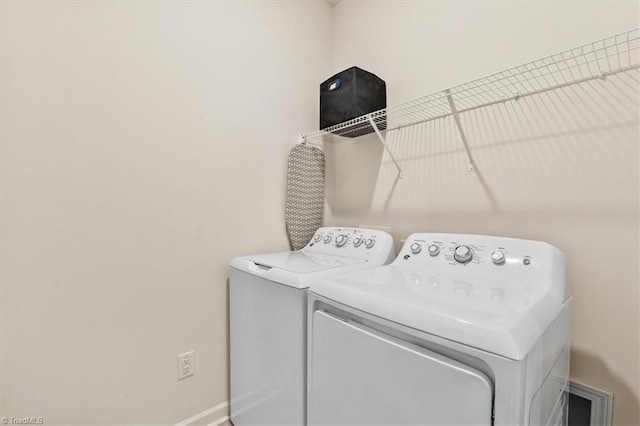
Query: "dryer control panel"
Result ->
[[394, 233, 565, 282], [304, 227, 395, 264]]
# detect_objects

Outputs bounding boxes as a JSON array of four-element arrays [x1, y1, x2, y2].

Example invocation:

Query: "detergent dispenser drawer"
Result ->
[[309, 310, 494, 425]]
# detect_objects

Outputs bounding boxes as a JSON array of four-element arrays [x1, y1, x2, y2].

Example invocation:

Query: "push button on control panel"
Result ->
[[491, 251, 506, 265]]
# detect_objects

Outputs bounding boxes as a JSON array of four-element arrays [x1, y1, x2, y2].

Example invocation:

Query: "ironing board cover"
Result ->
[[285, 144, 325, 250]]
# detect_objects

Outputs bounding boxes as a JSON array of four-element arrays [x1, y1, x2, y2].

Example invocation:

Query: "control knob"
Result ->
[[428, 244, 440, 256], [335, 235, 348, 247], [410, 243, 422, 254], [453, 245, 473, 264], [314, 234, 322, 242], [365, 238, 375, 249], [323, 235, 332, 244], [353, 237, 363, 247], [491, 251, 506, 265]]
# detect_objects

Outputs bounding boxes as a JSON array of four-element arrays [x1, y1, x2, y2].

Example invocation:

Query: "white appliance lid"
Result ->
[[308, 264, 569, 360], [243, 251, 365, 274]]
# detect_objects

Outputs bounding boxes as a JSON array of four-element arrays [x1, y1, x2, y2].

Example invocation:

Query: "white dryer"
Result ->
[[307, 233, 571, 426], [229, 227, 395, 426]]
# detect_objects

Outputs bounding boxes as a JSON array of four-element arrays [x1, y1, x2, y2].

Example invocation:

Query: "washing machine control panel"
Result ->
[[395, 233, 563, 278], [305, 227, 395, 262]]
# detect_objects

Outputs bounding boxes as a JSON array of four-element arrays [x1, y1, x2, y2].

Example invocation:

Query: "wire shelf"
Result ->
[[302, 28, 640, 144]]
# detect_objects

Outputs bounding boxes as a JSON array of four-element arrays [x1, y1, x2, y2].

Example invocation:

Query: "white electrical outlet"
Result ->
[[177, 351, 195, 380]]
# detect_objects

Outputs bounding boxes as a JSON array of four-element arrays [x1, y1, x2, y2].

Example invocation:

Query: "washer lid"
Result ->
[[230, 251, 367, 289], [244, 251, 364, 274], [308, 264, 569, 360]]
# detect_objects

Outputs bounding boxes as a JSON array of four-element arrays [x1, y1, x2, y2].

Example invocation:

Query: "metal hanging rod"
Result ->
[[301, 28, 640, 150]]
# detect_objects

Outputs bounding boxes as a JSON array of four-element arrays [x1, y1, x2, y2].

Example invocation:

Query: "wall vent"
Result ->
[[568, 381, 613, 426]]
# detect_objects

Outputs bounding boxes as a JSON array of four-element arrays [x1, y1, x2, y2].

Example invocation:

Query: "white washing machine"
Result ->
[[307, 233, 571, 426], [229, 227, 396, 426]]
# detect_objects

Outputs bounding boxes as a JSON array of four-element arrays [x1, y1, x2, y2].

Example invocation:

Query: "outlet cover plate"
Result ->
[[177, 351, 195, 380]]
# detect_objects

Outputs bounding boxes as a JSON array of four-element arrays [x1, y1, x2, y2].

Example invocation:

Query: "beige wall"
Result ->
[[0, 1, 331, 424], [2, 1, 639, 425], [328, 1, 639, 425]]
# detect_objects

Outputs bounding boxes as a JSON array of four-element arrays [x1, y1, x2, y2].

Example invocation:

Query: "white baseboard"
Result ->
[[175, 400, 230, 426]]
